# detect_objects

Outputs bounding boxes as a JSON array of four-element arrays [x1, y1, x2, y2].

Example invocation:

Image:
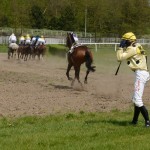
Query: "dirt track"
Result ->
[[0, 53, 150, 117]]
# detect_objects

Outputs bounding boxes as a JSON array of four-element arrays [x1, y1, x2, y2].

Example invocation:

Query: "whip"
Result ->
[[115, 62, 121, 75]]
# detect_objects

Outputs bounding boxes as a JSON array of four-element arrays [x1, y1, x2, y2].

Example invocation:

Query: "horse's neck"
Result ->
[[68, 35, 74, 49]]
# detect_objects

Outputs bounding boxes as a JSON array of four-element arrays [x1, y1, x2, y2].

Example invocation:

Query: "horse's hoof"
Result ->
[[71, 81, 74, 87], [79, 82, 83, 87], [68, 77, 73, 81], [84, 81, 87, 84]]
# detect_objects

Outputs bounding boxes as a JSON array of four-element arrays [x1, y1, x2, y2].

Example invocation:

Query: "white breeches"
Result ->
[[9, 40, 16, 44], [25, 40, 31, 44], [74, 37, 78, 42], [132, 70, 150, 107]]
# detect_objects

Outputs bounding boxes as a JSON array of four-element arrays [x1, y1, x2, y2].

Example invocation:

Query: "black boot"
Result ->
[[131, 105, 140, 125], [139, 106, 150, 127]]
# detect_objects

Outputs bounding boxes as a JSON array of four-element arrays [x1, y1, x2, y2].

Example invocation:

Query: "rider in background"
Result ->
[[35, 35, 46, 48], [9, 33, 17, 44], [19, 35, 25, 45], [25, 34, 31, 45], [35, 35, 40, 46], [31, 36, 36, 46]]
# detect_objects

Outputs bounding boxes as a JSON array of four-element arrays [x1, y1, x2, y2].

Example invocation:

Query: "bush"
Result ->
[[48, 44, 67, 57]]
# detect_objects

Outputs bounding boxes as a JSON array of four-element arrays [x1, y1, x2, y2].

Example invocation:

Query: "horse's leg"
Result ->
[[84, 70, 90, 84], [76, 66, 83, 86], [17, 51, 20, 59], [18, 52, 20, 59], [71, 66, 82, 87], [8, 49, 11, 59], [23, 53, 26, 61], [14, 50, 16, 59], [11, 52, 13, 58], [66, 63, 73, 80], [13, 50, 16, 59], [24, 54, 28, 61], [21, 53, 24, 59]]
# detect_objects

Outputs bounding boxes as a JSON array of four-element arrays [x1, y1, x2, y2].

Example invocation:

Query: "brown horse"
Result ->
[[18, 44, 33, 61], [66, 32, 95, 86], [34, 44, 46, 60]]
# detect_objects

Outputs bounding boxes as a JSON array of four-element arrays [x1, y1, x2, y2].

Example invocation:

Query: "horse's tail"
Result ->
[[85, 50, 96, 72]]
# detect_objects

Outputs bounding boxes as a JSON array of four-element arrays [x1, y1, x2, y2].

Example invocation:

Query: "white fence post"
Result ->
[[115, 44, 117, 51], [95, 43, 97, 52]]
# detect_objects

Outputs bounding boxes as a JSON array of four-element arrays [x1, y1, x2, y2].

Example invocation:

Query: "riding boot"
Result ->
[[139, 105, 150, 127], [131, 105, 140, 125]]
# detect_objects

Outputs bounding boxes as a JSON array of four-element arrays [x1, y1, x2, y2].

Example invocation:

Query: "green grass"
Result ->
[[0, 111, 150, 150], [0, 44, 8, 52], [1, 44, 150, 149]]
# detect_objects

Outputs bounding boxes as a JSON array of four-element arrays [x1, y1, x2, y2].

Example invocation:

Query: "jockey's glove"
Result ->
[[119, 40, 126, 48]]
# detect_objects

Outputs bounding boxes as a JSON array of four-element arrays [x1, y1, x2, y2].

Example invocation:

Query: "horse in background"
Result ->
[[66, 32, 95, 86], [34, 44, 46, 60], [18, 44, 33, 61], [8, 43, 19, 59]]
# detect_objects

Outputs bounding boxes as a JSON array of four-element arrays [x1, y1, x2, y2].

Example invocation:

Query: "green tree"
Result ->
[[30, 5, 46, 29], [58, 6, 77, 31], [48, 17, 60, 30], [0, 15, 9, 27]]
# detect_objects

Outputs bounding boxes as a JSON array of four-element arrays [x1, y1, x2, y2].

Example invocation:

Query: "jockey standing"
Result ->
[[19, 35, 25, 45], [25, 34, 31, 45], [116, 32, 150, 127], [9, 33, 17, 44]]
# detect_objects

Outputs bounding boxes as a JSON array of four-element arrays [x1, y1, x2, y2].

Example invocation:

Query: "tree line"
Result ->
[[0, 0, 150, 37]]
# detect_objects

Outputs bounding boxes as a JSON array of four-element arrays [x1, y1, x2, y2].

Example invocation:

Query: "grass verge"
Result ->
[[0, 111, 150, 150]]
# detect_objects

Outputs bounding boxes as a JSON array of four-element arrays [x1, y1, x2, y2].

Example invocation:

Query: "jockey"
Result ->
[[34, 35, 40, 46], [25, 34, 31, 45], [117, 32, 150, 127], [35, 35, 46, 47], [72, 33, 79, 44], [69, 32, 79, 53], [8, 33, 17, 44], [31, 36, 36, 46], [19, 35, 25, 45]]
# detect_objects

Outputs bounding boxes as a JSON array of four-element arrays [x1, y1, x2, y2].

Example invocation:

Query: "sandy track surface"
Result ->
[[0, 53, 150, 117]]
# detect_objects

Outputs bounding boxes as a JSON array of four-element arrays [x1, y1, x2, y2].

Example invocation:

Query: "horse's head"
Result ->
[[66, 32, 75, 49]]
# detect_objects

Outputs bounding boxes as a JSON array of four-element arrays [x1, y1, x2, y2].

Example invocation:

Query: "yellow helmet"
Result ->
[[41, 35, 44, 38], [26, 34, 30, 37], [122, 32, 136, 41]]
